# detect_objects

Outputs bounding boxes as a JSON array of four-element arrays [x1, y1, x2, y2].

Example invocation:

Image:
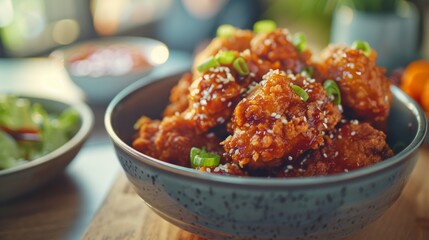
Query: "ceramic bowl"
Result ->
[[0, 96, 93, 202], [51, 36, 169, 104], [105, 72, 427, 240]]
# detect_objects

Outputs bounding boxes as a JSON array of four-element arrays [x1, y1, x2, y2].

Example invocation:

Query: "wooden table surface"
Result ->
[[81, 145, 429, 240]]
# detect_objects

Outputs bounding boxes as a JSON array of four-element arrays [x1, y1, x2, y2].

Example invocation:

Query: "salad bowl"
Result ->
[[0, 95, 93, 202]]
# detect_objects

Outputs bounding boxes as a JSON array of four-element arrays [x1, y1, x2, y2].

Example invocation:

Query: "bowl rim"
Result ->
[[105, 72, 427, 188], [0, 96, 94, 176]]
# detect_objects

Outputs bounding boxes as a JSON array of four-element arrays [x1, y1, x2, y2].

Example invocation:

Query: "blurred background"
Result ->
[[0, 0, 427, 62], [0, 0, 428, 103]]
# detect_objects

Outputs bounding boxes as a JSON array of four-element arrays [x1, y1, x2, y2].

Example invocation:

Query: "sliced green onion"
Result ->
[[233, 57, 250, 75], [216, 51, 236, 65], [323, 80, 341, 105], [197, 57, 220, 72], [291, 84, 309, 101], [216, 24, 236, 38], [301, 66, 314, 77], [190, 147, 221, 168], [293, 32, 306, 52], [351, 40, 371, 57], [253, 20, 277, 34]]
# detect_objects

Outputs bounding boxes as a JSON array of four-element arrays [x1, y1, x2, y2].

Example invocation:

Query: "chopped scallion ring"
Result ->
[[190, 147, 221, 168], [253, 20, 277, 34], [197, 57, 220, 72], [216, 51, 236, 65], [323, 80, 341, 105], [291, 84, 309, 101], [216, 24, 236, 38], [351, 40, 371, 57], [293, 32, 306, 52], [233, 57, 250, 75]]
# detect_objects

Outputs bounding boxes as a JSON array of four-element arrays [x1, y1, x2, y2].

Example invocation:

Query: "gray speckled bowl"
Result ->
[[105, 72, 427, 240], [0, 96, 93, 202]]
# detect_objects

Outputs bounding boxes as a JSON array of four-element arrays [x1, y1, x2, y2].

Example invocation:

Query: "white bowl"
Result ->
[[51, 36, 169, 104]]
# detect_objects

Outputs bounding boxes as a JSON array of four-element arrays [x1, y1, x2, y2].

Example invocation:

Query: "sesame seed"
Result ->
[[271, 112, 277, 117], [288, 156, 293, 161], [334, 151, 339, 157], [338, 135, 342, 139], [323, 153, 328, 158], [287, 165, 293, 170], [323, 123, 328, 129], [351, 131, 356, 136], [350, 119, 359, 125], [234, 149, 239, 155], [281, 118, 288, 124], [344, 169, 349, 173], [227, 102, 232, 107], [267, 129, 274, 134]]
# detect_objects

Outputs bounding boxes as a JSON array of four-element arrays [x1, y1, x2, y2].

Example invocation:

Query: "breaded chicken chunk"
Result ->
[[251, 29, 312, 75], [222, 70, 342, 169], [132, 115, 222, 167], [193, 29, 254, 77], [283, 122, 393, 177], [320, 45, 392, 129], [163, 73, 193, 117]]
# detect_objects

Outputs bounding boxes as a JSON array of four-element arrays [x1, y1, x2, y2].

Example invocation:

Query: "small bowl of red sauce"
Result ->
[[51, 36, 169, 104]]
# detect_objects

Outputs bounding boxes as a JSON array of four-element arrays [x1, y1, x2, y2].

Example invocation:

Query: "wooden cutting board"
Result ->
[[83, 146, 429, 240]]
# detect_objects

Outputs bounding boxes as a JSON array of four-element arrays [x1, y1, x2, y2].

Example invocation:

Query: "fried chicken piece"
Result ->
[[182, 65, 243, 133], [250, 29, 312, 75], [320, 45, 392, 130], [132, 116, 161, 158], [163, 73, 193, 117], [132, 115, 222, 167], [222, 70, 342, 169], [283, 122, 393, 177], [193, 29, 254, 78]]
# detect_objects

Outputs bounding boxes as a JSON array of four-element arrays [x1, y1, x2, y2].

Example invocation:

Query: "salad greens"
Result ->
[[0, 95, 80, 170]]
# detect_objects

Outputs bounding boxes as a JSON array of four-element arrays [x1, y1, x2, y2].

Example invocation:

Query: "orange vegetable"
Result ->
[[400, 60, 429, 105], [421, 81, 429, 113]]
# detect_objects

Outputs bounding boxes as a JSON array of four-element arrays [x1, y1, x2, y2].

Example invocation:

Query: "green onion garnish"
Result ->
[[216, 24, 236, 38], [233, 57, 250, 75], [323, 80, 341, 105], [197, 57, 220, 72], [216, 51, 236, 65], [190, 147, 221, 168], [301, 66, 314, 77], [351, 40, 371, 57], [291, 84, 309, 101], [293, 32, 306, 52], [253, 20, 277, 34]]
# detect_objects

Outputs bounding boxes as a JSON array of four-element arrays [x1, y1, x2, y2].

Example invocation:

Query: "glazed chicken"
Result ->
[[280, 122, 393, 177], [132, 21, 393, 177], [319, 45, 392, 130], [222, 70, 341, 169]]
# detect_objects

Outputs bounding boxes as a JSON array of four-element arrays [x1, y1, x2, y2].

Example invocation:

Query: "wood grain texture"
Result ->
[[83, 146, 429, 240]]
